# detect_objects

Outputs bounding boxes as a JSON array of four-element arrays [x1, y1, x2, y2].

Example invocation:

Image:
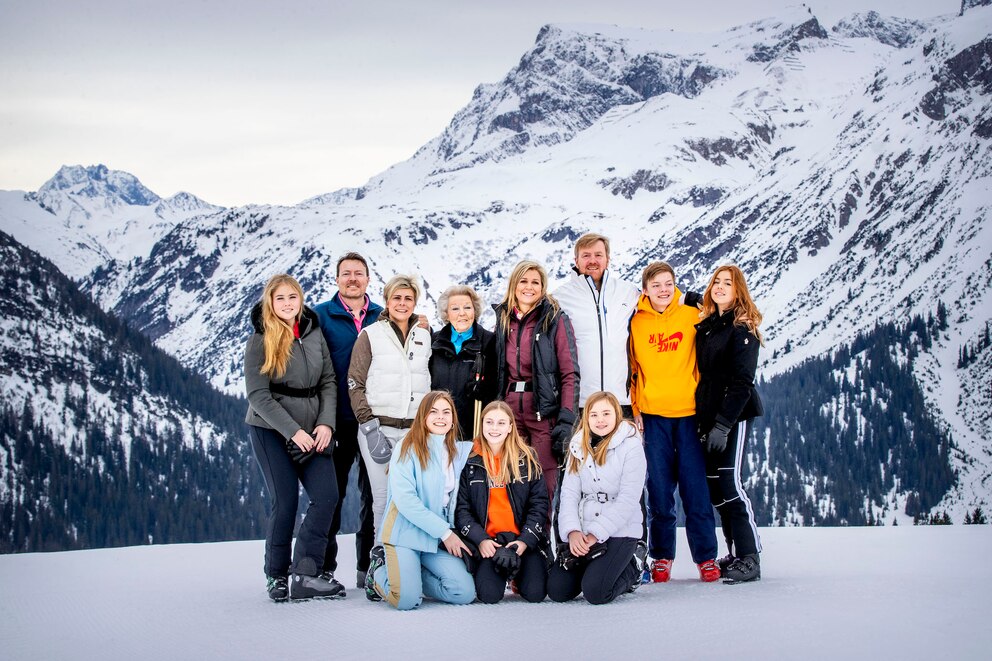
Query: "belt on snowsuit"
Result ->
[[269, 382, 320, 398]]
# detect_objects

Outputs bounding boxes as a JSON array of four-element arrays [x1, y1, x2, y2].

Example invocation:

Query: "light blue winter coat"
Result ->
[[558, 420, 647, 543], [379, 434, 472, 553]]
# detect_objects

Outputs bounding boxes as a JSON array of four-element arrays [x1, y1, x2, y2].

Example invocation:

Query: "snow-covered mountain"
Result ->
[[0, 230, 264, 551], [0, 164, 223, 278], [1, 5, 990, 527]]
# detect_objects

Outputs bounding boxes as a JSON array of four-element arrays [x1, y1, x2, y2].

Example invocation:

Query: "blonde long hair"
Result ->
[[700, 264, 764, 344], [399, 391, 460, 470], [498, 260, 561, 333], [474, 401, 540, 484], [260, 274, 304, 378], [568, 391, 623, 474]]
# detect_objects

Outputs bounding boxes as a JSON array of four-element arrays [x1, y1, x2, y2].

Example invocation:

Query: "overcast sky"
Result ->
[[0, 0, 957, 206]]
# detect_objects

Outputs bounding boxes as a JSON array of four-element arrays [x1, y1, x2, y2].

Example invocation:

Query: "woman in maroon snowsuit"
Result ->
[[493, 260, 580, 503]]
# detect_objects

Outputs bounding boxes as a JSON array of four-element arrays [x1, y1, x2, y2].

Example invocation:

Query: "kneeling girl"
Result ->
[[548, 391, 647, 605], [366, 391, 476, 610], [456, 401, 550, 603]]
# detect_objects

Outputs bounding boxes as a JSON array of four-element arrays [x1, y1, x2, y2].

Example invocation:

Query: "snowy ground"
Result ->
[[1, 527, 990, 660]]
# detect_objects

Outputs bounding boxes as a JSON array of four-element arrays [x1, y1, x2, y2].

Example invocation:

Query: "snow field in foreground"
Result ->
[[1, 526, 990, 660]]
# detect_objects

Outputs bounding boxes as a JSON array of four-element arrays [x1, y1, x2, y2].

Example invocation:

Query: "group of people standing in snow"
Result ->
[[242, 233, 765, 608]]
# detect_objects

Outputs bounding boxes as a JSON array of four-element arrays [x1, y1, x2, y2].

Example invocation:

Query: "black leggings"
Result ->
[[473, 548, 548, 603], [547, 537, 638, 605]]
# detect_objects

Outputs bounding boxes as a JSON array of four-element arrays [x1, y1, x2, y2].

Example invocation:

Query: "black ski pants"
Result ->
[[704, 418, 761, 557], [473, 548, 548, 604], [249, 425, 338, 578], [547, 536, 638, 605]]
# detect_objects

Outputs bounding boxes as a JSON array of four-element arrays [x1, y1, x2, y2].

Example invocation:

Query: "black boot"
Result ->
[[290, 573, 346, 600], [628, 541, 648, 593], [365, 546, 385, 602], [717, 553, 737, 572], [722, 554, 760, 584], [266, 575, 289, 602]]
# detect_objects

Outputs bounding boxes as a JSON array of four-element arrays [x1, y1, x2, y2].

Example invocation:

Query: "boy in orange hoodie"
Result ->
[[628, 262, 719, 583]]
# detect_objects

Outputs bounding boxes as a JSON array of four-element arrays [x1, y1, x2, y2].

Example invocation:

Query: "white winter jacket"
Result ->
[[558, 420, 646, 543], [554, 269, 639, 406]]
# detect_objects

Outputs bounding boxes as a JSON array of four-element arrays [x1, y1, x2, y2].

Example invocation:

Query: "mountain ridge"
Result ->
[[1, 5, 989, 526]]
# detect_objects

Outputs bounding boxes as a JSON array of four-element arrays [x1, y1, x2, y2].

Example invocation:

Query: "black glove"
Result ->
[[556, 544, 581, 571], [705, 422, 731, 453], [493, 545, 521, 579], [466, 379, 483, 400], [551, 419, 575, 463], [284, 436, 314, 464], [317, 436, 335, 457], [684, 290, 703, 308], [586, 541, 608, 561]]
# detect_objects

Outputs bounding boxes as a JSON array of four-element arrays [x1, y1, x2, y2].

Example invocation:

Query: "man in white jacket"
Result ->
[[553, 233, 639, 416]]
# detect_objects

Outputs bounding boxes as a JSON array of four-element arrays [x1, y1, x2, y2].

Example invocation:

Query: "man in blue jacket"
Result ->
[[314, 252, 383, 589]]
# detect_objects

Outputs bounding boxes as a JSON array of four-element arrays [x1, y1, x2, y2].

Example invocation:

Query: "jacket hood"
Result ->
[[567, 419, 639, 459], [250, 302, 319, 336], [635, 287, 684, 317]]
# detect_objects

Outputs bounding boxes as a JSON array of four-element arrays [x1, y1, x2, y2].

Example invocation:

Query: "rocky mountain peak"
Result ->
[[832, 12, 927, 48], [39, 164, 159, 206], [425, 23, 728, 174]]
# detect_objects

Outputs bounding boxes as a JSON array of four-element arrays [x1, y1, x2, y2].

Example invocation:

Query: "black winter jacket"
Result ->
[[694, 310, 764, 434], [429, 322, 498, 439], [492, 300, 580, 429], [455, 452, 550, 554]]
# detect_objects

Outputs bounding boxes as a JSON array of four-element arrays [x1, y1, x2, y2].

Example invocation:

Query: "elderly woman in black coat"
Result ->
[[429, 285, 498, 439]]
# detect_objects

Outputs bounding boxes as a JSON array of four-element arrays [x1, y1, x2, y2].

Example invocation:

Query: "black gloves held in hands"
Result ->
[[492, 545, 521, 579], [551, 417, 576, 462], [704, 422, 731, 453]]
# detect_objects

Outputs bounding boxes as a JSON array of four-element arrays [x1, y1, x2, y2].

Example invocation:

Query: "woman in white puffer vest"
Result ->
[[348, 274, 432, 536]]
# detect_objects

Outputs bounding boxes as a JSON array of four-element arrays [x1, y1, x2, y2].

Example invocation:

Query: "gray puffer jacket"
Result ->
[[244, 303, 337, 439]]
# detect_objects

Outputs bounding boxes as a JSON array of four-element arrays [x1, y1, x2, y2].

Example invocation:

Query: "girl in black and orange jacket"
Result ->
[[455, 401, 550, 603]]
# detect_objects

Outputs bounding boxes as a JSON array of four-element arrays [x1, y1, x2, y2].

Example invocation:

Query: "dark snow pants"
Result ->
[[643, 413, 718, 563], [547, 537, 638, 605], [249, 425, 338, 578], [704, 419, 761, 557], [473, 548, 548, 604]]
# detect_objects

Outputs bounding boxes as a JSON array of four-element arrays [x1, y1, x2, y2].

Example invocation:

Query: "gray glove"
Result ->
[[705, 422, 731, 453], [361, 418, 392, 464]]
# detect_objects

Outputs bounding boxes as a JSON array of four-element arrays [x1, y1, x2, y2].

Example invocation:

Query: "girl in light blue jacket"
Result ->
[[548, 391, 647, 605], [365, 390, 476, 610]]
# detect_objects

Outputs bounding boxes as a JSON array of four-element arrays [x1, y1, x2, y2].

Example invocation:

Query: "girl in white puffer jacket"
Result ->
[[548, 391, 647, 605]]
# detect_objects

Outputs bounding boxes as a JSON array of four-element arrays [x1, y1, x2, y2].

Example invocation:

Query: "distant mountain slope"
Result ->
[[1, 5, 989, 524], [0, 230, 264, 551]]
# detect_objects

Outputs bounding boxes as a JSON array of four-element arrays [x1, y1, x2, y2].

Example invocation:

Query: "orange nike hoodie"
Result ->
[[628, 289, 700, 418]]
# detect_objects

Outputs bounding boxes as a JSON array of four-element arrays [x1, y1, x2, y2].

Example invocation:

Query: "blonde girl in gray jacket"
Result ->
[[547, 391, 647, 604], [244, 274, 343, 602]]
